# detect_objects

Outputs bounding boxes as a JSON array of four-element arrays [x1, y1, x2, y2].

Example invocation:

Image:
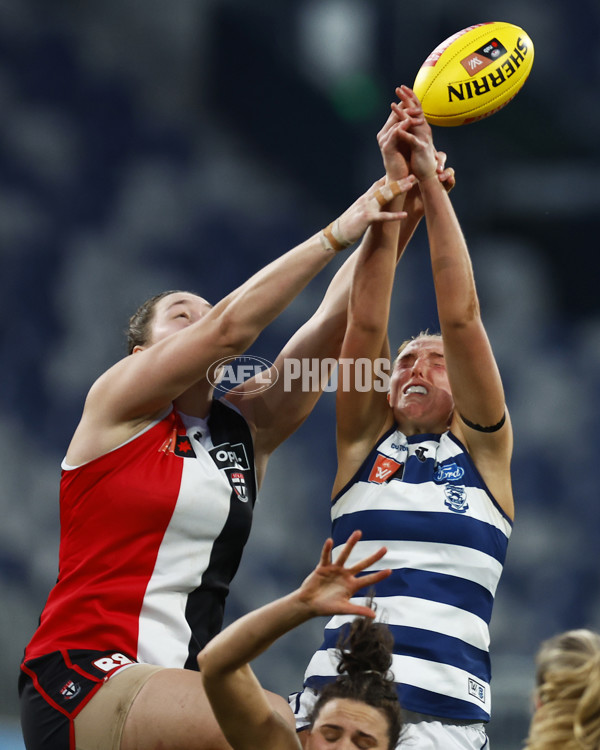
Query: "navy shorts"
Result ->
[[19, 649, 138, 750]]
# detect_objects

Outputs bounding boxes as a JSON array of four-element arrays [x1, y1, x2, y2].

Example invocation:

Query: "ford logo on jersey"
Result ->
[[433, 462, 465, 483]]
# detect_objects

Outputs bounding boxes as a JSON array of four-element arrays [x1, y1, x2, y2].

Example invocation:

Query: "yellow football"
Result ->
[[413, 21, 534, 126]]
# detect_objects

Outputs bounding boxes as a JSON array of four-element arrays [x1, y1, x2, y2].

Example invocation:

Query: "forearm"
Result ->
[[215, 173, 407, 353], [293, 249, 358, 358], [304, 210, 410, 353], [348, 214, 403, 340], [198, 591, 312, 678], [396, 209, 423, 262], [215, 232, 342, 352], [420, 176, 479, 328], [290, 225, 399, 357]]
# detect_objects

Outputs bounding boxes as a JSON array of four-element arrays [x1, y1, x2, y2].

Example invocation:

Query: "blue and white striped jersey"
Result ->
[[299, 426, 512, 722]]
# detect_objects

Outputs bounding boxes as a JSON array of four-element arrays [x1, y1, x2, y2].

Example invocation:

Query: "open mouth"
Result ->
[[404, 385, 428, 395]]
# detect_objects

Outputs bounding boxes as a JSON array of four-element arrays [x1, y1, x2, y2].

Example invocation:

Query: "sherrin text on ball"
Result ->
[[413, 21, 534, 126]]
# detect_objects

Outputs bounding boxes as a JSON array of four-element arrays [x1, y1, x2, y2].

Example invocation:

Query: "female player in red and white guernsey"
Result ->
[[18, 177, 418, 750]]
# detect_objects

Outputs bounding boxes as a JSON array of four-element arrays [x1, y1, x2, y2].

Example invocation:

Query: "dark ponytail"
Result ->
[[310, 614, 402, 750]]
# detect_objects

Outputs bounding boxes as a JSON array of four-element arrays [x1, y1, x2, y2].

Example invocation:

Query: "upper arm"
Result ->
[[332, 330, 392, 496], [228, 311, 344, 459], [228, 253, 359, 458], [89, 308, 241, 425], [335, 314, 392, 446], [445, 320, 514, 515], [444, 318, 506, 430]]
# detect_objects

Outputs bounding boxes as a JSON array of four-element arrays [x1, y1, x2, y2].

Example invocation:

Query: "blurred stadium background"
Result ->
[[1, 1, 599, 747]]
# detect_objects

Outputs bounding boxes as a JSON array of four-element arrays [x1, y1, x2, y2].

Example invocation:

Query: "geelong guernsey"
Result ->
[[300, 427, 512, 722], [24, 398, 256, 670]]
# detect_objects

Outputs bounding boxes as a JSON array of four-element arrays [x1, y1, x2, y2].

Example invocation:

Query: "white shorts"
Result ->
[[398, 721, 488, 750], [289, 687, 489, 750]]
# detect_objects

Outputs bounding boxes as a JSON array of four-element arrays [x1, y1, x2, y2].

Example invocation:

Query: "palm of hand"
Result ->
[[301, 563, 360, 617]]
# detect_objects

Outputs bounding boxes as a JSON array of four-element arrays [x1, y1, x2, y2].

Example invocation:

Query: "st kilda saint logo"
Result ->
[[229, 471, 248, 501], [209, 442, 251, 502], [60, 680, 81, 701]]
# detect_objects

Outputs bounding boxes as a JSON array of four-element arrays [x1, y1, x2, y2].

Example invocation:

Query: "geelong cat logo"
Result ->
[[444, 485, 469, 514]]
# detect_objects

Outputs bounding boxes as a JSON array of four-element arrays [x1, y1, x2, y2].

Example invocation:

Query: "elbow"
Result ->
[[197, 648, 208, 674], [197, 644, 217, 678], [311, 307, 347, 357], [442, 297, 481, 330], [347, 315, 384, 339]]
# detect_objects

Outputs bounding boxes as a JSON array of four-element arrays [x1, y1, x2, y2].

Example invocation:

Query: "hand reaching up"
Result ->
[[391, 85, 439, 183], [297, 530, 391, 619]]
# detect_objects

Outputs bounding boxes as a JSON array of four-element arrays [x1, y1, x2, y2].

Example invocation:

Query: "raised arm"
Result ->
[[397, 148, 455, 261], [197, 531, 391, 750], [395, 85, 513, 516], [71, 184, 408, 460], [332, 107, 419, 496], [226, 174, 414, 474], [229, 120, 455, 478]]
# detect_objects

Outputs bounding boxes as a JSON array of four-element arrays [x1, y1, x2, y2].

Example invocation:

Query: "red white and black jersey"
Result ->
[[23, 398, 256, 670]]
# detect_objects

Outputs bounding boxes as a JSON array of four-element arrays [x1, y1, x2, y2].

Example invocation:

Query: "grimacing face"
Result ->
[[388, 337, 454, 434], [307, 698, 390, 750]]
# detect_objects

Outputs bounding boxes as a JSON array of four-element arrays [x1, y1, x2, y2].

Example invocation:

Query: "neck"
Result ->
[[394, 412, 453, 437], [174, 382, 214, 419]]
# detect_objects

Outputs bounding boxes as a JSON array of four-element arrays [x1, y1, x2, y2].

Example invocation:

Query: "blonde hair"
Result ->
[[524, 629, 600, 750]]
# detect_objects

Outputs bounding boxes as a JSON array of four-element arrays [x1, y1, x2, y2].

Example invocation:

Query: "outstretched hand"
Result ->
[[332, 174, 416, 250], [390, 85, 439, 182], [297, 530, 391, 619], [376, 105, 411, 182]]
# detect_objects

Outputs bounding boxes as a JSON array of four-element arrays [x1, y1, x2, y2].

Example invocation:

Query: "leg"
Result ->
[[121, 667, 294, 750]]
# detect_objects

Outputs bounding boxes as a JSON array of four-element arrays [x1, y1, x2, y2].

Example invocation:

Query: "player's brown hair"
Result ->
[[126, 290, 185, 354], [309, 613, 402, 750]]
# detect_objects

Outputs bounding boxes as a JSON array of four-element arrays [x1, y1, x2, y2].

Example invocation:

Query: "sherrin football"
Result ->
[[413, 22, 534, 126]]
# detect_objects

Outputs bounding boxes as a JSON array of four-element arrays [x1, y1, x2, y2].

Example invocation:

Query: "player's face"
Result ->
[[388, 337, 454, 434], [308, 698, 389, 750], [146, 292, 213, 346]]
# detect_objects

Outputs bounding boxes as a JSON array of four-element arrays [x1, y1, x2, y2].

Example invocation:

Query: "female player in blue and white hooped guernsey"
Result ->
[[290, 86, 513, 750]]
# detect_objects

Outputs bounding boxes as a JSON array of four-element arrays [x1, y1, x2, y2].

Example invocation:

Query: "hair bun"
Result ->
[[337, 617, 394, 680]]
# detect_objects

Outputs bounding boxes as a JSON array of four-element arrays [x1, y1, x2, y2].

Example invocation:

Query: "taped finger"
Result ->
[[373, 180, 405, 206], [374, 188, 387, 207]]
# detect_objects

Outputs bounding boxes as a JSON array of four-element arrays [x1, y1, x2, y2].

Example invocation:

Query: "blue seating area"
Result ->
[[1, 3, 599, 748]]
